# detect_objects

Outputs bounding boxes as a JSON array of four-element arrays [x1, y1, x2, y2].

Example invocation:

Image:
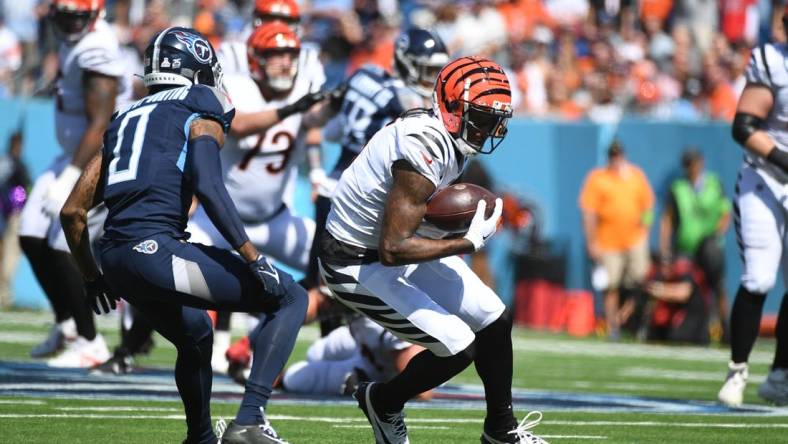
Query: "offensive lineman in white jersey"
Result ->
[[718, 10, 788, 406], [217, 0, 327, 196], [318, 57, 547, 444], [21, 0, 130, 367], [186, 21, 336, 373]]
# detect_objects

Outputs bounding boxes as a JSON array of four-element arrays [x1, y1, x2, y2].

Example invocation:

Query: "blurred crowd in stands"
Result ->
[[0, 0, 784, 121]]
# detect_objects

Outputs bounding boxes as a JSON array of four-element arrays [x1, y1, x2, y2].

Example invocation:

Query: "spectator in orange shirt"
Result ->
[[703, 57, 737, 121], [579, 141, 655, 339], [639, 0, 673, 24]]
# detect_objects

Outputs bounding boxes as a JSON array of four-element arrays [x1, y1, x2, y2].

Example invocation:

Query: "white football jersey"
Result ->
[[326, 110, 465, 249], [218, 37, 325, 95], [221, 65, 324, 222], [744, 42, 788, 183], [55, 19, 132, 156]]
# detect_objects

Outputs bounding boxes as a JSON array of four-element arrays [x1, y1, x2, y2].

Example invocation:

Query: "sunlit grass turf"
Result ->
[[0, 309, 784, 443]]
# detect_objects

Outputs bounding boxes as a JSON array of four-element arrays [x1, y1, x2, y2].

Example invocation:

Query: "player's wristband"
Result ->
[[276, 104, 298, 121], [767, 147, 788, 175]]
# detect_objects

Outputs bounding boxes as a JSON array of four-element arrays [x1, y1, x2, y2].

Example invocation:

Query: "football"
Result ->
[[425, 183, 497, 232]]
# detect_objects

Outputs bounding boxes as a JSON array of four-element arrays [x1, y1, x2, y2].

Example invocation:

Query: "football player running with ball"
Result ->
[[60, 28, 307, 444], [318, 57, 548, 443]]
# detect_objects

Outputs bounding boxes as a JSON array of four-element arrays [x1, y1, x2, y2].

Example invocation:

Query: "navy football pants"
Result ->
[[101, 234, 308, 444]]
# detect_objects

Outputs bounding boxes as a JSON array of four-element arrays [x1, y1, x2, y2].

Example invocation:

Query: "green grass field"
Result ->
[[1, 310, 785, 443]]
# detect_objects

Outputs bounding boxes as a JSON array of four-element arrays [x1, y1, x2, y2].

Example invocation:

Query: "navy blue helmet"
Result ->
[[143, 27, 223, 89], [394, 28, 450, 98]]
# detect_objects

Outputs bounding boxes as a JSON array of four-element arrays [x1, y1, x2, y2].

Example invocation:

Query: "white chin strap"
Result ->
[[456, 138, 479, 157]]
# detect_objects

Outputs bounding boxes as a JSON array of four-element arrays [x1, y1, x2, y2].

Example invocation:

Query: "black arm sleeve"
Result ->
[[185, 135, 250, 249], [731, 112, 764, 147]]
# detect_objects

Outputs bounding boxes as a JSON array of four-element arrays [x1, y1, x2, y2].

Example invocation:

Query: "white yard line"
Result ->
[[56, 406, 180, 412], [619, 367, 767, 384], [0, 399, 45, 405], [1, 412, 787, 430], [512, 338, 773, 365], [332, 424, 452, 430]]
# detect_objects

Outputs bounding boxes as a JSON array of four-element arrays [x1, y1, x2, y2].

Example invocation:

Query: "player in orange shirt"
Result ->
[[579, 141, 655, 339]]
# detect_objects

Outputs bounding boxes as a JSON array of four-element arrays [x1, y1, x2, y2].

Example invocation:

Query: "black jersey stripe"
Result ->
[[408, 133, 440, 159], [760, 44, 772, 84], [422, 126, 448, 160]]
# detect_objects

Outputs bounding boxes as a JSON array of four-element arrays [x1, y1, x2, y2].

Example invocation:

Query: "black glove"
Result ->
[[276, 91, 326, 120], [327, 82, 348, 112], [249, 254, 285, 297], [85, 275, 119, 315]]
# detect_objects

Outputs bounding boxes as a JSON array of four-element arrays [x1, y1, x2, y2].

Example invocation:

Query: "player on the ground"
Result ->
[[304, 27, 449, 330], [282, 315, 432, 400], [719, 12, 788, 407], [22, 0, 131, 366], [318, 56, 548, 444], [186, 21, 335, 373], [60, 27, 307, 444]]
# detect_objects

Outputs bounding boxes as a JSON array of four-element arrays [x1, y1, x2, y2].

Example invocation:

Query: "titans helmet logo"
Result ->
[[172, 31, 213, 64]]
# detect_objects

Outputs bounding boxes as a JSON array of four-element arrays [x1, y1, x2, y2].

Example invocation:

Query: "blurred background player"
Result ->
[[208, 1, 330, 373], [318, 56, 547, 444], [282, 314, 432, 400], [21, 0, 130, 367], [61, 27, 308, 444], [719, 15, 788, 407], [659, 148, 731, 342], [186, 21, 335, 373], [304, 26, 449, 332]]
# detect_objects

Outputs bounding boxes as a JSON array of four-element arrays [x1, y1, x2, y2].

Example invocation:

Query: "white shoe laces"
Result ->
[[215, 418, 227, 438], [383, 411, 408, 439], [508, 411, 546, 444]]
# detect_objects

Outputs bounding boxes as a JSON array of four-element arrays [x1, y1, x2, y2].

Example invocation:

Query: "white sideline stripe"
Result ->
[[0, 399, 45, 405], [546, 420, 788, 428], [512, 338, 773, 365], [619, 367, 767, 384], [333, 425, 452, 430], [541, 435, 607, 440], [56, 407, 180, 412], [1, 413, 788, 429], [0, 332, 54, 344]]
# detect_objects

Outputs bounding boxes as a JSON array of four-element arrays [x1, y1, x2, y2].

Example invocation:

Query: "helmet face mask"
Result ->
[[49, 0, 103, 44], [434, 57, 513, 156], [247, 22, 301, 94], [250, 48, 299, 92], [459, 102, 510, 154]]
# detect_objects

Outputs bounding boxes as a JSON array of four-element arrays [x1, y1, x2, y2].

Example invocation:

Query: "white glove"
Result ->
[[463, 198, 503, 251], [43, 164, 82, 217], [309, 168, 338, 198]]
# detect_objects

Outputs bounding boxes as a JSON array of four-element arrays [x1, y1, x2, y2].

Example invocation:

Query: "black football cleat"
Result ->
[[354, 382, 409, 444], [91, 350, 134, 375], [216, 415, 288, 444]]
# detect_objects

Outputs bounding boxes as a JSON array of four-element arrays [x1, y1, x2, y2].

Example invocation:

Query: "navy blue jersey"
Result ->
[[338, 65, 416, 155], [100, 84, 235, 243]]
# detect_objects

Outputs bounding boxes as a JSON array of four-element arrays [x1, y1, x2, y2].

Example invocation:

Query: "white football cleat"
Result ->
[[718, 361, 748, 407], [47, 334, 111, 368], [758, 368, 788, 405], [30, 319, 77, 358], [212, 330, 231, 374], [481, 411, 549, 444]]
